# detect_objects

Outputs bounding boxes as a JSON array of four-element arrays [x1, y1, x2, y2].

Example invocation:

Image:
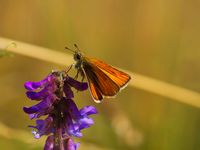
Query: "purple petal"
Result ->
[[79, 106, 98, 116], [29, 114, 36, 119], [23, 106, 39, 114], [66, 76, 88, 91], [24, 74, 56, 90], [65, 114, 82, 137], [26, 84, 57, 100], [35, 119, 45, 127], [23, 94, 57, 118], [65, 138, 80, 150], [78, 123, 90, 130], [68, 126, 82, 137], [32, 130, 40, 139], [77, 117, 94, 130], [44, 135, 54, 150], [63, 84, 74, 99], [79, 117, 94, 126], [30, 116, 54, 138], [26, 91, 42, 100], [24, 81, 42, 91], [65, 99, 81, 120]]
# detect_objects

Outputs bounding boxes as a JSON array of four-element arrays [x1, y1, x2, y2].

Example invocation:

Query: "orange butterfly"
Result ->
[[66, 45, 131, 103]]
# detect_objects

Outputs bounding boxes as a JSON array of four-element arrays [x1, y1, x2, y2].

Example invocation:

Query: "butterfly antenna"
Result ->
[[65, 46, 75, 53], [74, 44, 80, 52]]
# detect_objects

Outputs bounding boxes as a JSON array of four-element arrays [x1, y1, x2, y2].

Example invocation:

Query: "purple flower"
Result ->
[[66, 138, 80, 150], [24, 74, 57, 91], [29, 116, 54, 139], [23, 71, 97, 150], [63, 99, 97, 137]]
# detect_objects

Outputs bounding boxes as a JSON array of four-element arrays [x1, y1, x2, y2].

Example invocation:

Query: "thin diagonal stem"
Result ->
[[0, 37, 200, 108]]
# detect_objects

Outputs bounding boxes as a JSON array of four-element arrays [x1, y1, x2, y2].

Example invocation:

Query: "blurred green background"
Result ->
[[0, 0, 200, 150]]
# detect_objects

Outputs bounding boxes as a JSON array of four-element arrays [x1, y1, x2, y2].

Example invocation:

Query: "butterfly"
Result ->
[[66, 45, 131, 103]]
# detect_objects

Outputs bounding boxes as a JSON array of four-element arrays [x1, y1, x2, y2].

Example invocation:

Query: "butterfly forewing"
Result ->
[[84, 57, 131, 88]]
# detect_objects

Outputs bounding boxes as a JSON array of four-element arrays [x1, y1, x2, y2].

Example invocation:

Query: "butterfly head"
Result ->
[[65, 44, 84, 70], [73, 51, 82, 61], [65, 44, 83, 61]]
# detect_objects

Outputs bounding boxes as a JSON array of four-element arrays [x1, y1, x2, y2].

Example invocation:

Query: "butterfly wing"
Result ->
[[82, 59, 120, 102], [84, 57, 131, 89], [87, 77, 103, 102]]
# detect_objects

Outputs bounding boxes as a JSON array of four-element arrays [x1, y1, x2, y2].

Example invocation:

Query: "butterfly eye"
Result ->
[[74, 53, 81, 61]]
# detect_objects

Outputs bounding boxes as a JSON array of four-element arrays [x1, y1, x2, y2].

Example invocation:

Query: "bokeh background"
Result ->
[[0, 0, 200, 150]]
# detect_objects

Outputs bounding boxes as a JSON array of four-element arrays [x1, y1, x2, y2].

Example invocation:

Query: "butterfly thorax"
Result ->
[[73, 52, 84, 69]]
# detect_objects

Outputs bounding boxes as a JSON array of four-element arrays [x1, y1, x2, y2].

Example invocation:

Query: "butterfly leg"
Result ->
[[74, 69, 80, 80], [74, 70, 80, 93], [74, 68, 85, 93], [80, 69, 85, 82], [65, 64, 74, 74]]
